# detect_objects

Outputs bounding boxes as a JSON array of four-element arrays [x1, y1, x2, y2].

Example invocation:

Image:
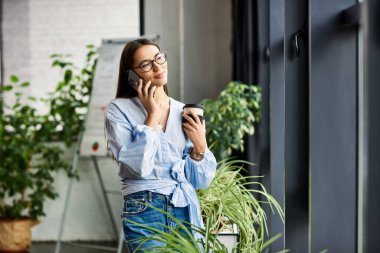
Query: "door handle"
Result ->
[[291, 17, 308, 58], [293, 30, 304, 58], [292, 23, 307, 58]]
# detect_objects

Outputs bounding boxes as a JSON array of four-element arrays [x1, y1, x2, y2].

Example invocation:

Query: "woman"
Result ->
[[105, 38, 217, 252]]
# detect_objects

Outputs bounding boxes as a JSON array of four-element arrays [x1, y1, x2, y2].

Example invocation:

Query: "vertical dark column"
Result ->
[[139, 0, 145, 36], [232, 0, 257, 83], [256, 0, 269, 86], [309, 0, 357, 252], [253, 0, 274, 247], [231, 0, 260, 180], [268, 0, 285, 251], [284, 0, 309, 252], [366, 0, 380, 252], [255, 0, 270, 206]]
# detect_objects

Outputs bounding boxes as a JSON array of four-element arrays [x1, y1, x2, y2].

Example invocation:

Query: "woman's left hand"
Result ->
[[182, 111, 207, 154]]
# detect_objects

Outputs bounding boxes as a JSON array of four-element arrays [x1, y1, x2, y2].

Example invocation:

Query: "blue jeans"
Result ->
[[122, 191, 190, 253]]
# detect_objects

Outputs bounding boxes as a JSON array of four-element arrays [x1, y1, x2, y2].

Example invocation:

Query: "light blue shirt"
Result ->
[[105, 96, 217, 237]]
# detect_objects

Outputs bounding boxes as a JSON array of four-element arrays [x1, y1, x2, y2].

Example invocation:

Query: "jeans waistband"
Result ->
[[123, 190, 173, 203]]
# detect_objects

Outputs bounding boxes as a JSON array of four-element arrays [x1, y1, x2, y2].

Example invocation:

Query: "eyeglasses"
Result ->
[[133, 52, 167, 72]]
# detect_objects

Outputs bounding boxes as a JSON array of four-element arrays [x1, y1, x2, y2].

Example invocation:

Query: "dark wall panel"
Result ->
[[309, 0, 357, 252], [269, 0, 285, 251], [367, 0, 380, 252], [284, 0, 309, 252]]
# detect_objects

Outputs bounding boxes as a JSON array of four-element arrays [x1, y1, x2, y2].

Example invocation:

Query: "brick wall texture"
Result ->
[[3, 0, 139, 112]]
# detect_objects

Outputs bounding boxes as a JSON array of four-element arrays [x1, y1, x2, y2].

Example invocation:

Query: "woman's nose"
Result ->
[[152, 61, 161, 72]]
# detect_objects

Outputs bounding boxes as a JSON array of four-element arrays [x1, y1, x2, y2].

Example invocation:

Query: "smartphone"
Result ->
[[127, 70, 145, 90]]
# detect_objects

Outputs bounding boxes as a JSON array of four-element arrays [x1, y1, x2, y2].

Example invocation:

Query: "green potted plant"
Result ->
[[125, 197, 282, 253], [197, 159, 284, 253], [202, 81, 261, 161], [198, 82, 284, 252], [0, 76, 74, 252], [0, 44, 97, 252]]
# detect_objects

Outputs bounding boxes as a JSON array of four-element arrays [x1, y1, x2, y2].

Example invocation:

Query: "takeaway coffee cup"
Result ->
[[182, 104, 204, 123]]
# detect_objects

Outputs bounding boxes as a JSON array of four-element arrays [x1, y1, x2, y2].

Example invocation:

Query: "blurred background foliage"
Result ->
[[0, 44, 97, 219], [203, 82, 261, 161]]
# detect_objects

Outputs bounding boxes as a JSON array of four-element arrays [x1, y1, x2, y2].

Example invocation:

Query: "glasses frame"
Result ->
[[132, 52, 167, 73]]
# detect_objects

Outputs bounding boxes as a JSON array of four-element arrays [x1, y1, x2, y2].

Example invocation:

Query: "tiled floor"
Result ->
[[29, 241, 129, 253]]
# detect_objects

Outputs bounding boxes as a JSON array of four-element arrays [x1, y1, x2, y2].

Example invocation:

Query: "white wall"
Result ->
[[182, 0, 232, 103], [145, 0, 232, 104], [2, 0, 139, 241], [2, 0, 31, 86]]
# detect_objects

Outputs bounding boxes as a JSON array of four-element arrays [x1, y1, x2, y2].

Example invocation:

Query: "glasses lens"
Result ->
[[155, 52, 167, 64], [140, 61, 153, 72], [138, 52, 166, 72]]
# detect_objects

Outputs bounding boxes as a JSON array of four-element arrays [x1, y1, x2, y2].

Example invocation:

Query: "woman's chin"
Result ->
[[153, 79, 168, 87]]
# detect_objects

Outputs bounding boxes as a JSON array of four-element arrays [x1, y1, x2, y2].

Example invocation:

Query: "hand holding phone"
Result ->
[[127, 70, 146, 90]]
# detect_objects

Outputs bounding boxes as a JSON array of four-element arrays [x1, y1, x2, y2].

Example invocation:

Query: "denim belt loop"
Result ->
[[148, 191, 152, 202]]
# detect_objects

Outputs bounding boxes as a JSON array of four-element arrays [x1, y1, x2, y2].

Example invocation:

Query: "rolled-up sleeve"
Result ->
[[182, 139, 217, 189], [105, 103, 159, 178]]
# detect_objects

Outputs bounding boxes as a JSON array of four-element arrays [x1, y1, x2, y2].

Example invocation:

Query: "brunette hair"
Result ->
[[115, 38, 169, 98]]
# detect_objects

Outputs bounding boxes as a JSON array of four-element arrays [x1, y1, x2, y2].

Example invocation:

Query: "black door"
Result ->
[[365, 0, 380, 252]]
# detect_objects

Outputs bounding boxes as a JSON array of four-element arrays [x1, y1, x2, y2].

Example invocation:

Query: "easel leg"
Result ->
[[54, 148, 81, 253], [54, 151, 123, 252], [92, 155, 119, 239], [117, 225, 125, 253]]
